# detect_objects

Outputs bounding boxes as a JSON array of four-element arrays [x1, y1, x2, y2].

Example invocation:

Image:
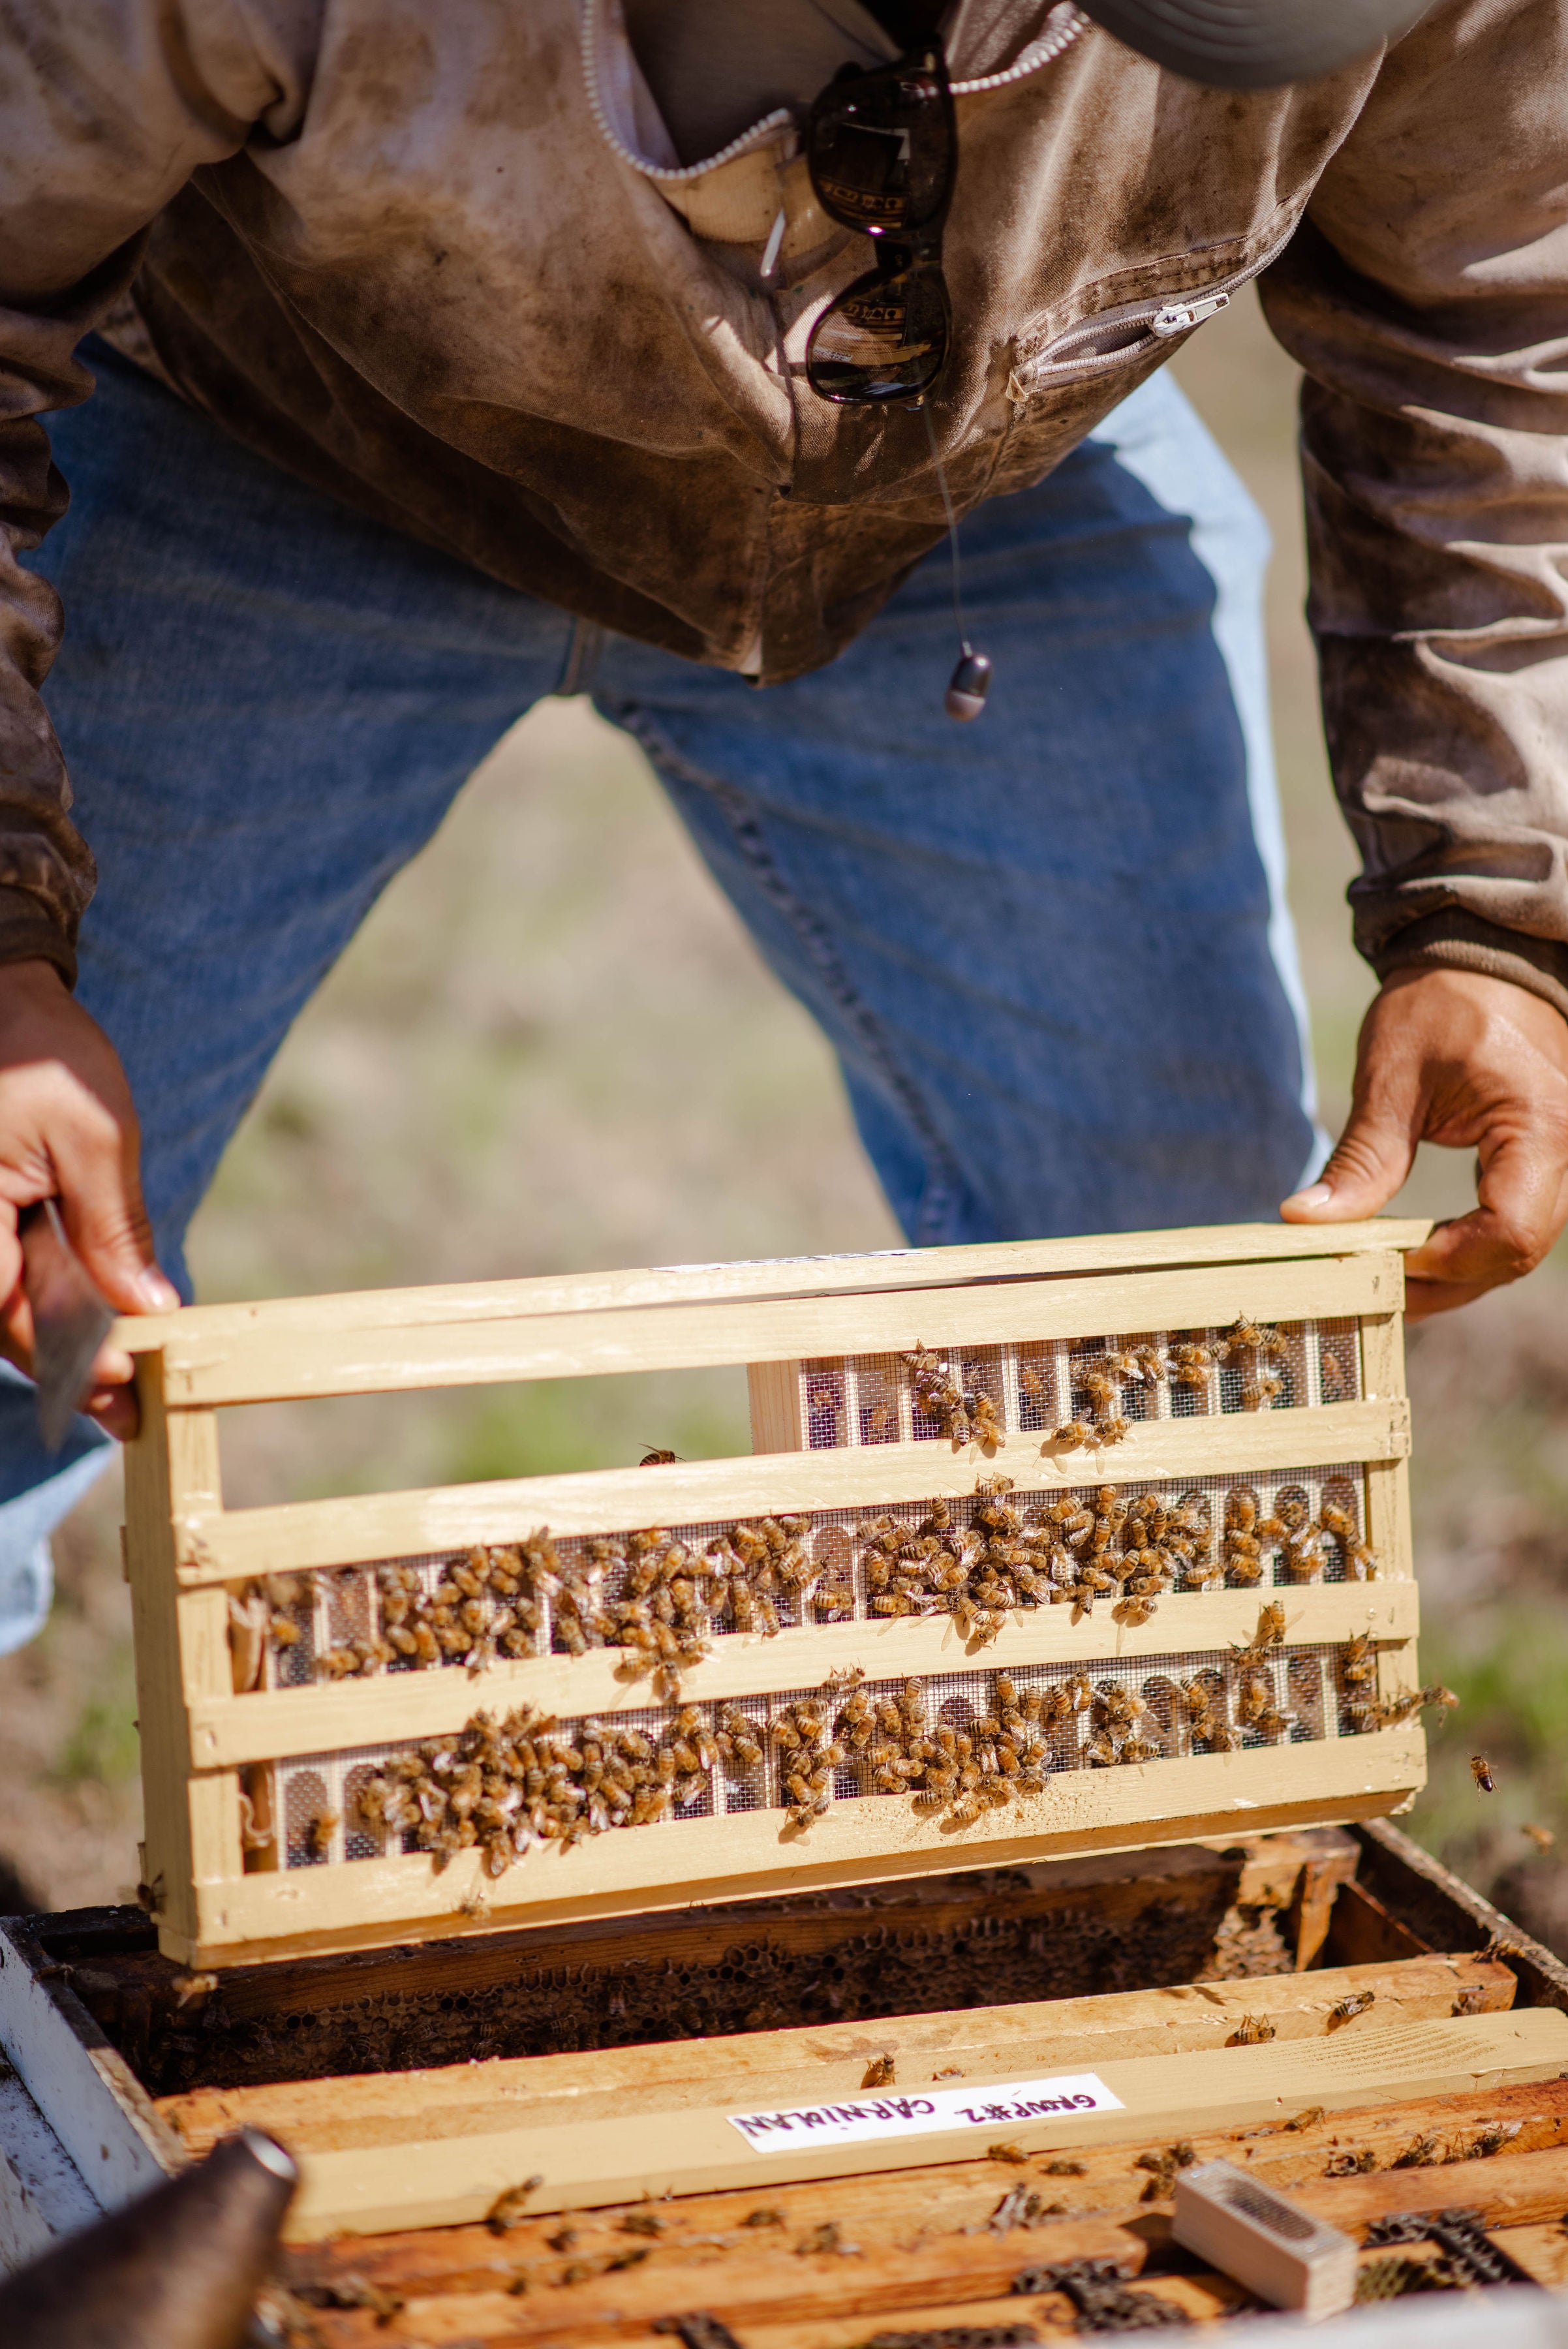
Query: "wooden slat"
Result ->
[[1281, 2140, 1568, 2238], [153, 1253, 1402, 1408], [0, 1924, 183, 2214], [123, 1359, 213, 1948], [187, 1580, 1419, 1768], [748, 1359, 805, 1453], [157, 1953, 1514, 2158], [0, 2072, 101, 2272], [114, 1218, 1434, 1360], [277, 2074, 1568, 2312], [170, 1729, 1426, 1969], [271, 2008, 1568, 2236], [172, 1396, 1409, 1584]]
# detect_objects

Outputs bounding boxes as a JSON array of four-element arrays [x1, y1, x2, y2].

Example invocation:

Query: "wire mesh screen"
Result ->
[[236, 1460, 1378, 1694], [800, 1319, 1360, 1451], [266, 1637, 1364, 1871]]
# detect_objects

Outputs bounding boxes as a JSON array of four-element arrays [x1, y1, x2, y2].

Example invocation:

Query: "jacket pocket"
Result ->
[[1007, 221, 1299, 400]]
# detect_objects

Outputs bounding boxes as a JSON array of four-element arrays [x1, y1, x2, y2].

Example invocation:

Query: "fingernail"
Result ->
[[136, 1270, 181, 1311], [1286, 1183, 1334, 1210]]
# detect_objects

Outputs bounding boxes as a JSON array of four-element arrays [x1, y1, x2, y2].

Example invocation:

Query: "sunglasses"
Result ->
[[803, 43, 957, 405]]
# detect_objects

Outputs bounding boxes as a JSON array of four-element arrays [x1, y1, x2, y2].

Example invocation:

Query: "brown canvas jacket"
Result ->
[[3, 0, 1568, 1011]]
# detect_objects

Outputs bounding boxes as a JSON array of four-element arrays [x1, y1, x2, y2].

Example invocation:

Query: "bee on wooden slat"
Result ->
[[1327, 1989, 1375, 2028], [1227, 2014, 1276, 2044]]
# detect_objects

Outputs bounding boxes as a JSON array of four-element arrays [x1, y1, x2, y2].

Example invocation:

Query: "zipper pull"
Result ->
[[1150, 290, 1231, 338]]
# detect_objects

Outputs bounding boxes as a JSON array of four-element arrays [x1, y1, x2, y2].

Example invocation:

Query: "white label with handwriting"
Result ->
[[726, 2073, 1124, 2150]]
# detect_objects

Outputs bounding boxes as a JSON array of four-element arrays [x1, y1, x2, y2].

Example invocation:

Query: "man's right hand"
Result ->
[[0, 960, 178, 1439]]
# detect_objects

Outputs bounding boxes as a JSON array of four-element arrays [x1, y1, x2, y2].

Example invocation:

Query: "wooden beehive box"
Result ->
[[119, 1218, 1430, 1974]]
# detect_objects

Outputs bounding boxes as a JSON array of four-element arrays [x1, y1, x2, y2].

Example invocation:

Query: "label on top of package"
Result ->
[[726, 2073, 1124, 2151]]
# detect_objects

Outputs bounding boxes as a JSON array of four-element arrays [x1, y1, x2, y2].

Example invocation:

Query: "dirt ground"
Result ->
[[2, 292, 1561, 1948]]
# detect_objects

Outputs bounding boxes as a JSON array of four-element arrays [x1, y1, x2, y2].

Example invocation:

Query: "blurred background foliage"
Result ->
[[3, 292, 1563, 1944]]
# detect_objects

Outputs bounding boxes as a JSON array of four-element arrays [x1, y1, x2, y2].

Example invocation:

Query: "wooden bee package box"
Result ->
[[116, 1218, 1435, 1976]]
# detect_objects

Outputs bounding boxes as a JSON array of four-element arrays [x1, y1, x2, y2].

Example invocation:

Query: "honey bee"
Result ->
[[968, 1390, 1004, 1447], [1327, 1989, 1375, 2028], [1120, 1733, 1159, 1764], [1227, 2014, 1276, 2045], [1340, 1632, 1377, 1688], [1318, 1500, 1376, 1577], [1242, 1374, 1284, 1409], [486, 2176, 544, 2235], [987, 2142, 1028, 2165], [1451, 1986, 1488, 2017], [1053, 1419, 1092, 1450], [1168, 1340, 1216, 1390], [1096, 1417, 1133, 1447], [1523, 1823, 1556, 1854], [1471, 1755, 1497, 1793], [1233, 1603, 1286, 1662], [1236, 1671, 1273, 1727], [638, 1447, 679, 1466], [862, 2054, 897, 2088], [269, 1610, 300, 1646], [1084, 1730, 1118, 1766], [1114, 1595, 1158, 1627], [1223, 1315, 1283, 1360], [303, 1810, 339, 1859]]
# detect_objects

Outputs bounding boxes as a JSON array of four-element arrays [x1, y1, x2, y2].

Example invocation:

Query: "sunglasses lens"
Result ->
[[807, 53, 954, 236], [807, 261, 950, 403]]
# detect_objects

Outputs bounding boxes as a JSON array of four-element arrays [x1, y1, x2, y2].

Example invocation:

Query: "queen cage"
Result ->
[[118, 1220, 1429, 1969]]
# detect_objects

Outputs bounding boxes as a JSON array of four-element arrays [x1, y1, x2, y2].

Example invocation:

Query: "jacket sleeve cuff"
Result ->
[[1369, 910, 1568, 1024], [0, 887, 77, 989]]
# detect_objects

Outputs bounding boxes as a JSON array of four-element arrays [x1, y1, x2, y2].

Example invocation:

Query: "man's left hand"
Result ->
[[1280, 965, 1568, 1319]]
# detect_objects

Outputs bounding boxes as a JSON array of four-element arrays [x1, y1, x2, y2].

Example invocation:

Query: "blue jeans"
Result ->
[[3, 340, 1319, 1651]]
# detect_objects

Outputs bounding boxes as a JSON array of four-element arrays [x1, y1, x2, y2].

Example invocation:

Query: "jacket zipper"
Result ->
[[1012, 218, 1299, 393]]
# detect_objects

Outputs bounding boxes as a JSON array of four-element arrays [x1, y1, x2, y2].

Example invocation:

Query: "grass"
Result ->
[[0, 290, 1562, 1945]]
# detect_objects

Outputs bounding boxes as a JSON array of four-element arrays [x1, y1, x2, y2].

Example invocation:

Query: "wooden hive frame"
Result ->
[[117, 1218, 1431, 1972]]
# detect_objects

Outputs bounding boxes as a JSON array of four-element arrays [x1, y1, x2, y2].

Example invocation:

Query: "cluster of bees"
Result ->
[[299, 1618, 1412, 1870], [254, 1518, 814, 1700], [1029, 1316, 1289, 1451], [346, 1700, 733, 1875], [858, 1476, 1207, 1638], [1339, 1631, 1458, 1732], [904, 1345, 1003, 1445], [241, 1467, 1380, 1706], [1222, 1486, 1376, 1584], [769, 1668, 1062, 1829]]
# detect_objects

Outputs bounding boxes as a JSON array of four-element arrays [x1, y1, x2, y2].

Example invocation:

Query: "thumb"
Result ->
[[1282, 1070, 1422, 1225], [51, 1124, 179, 1315]]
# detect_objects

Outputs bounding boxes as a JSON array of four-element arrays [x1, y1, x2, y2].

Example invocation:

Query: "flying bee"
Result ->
[[1227, 2014, 1276, 2045], [1523, 1823, 1556, 1854], [1471, 1755, 1497, 1793], [1327, 1989, 1376, 2028]]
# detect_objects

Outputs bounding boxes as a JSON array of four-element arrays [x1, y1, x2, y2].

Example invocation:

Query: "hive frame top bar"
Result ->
[[115, 1218, 1433, 1356]]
